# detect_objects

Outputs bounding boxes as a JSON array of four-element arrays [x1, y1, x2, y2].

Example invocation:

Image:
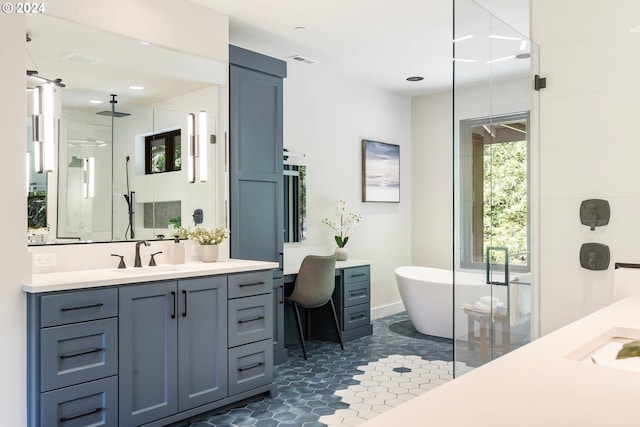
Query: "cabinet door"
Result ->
[[119, 281, 178, 426], [178, 276, 228, 411], [229, 62, 284, 272]]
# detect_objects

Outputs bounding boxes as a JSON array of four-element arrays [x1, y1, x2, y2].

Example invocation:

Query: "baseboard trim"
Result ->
[[370, 301, 405, 320]]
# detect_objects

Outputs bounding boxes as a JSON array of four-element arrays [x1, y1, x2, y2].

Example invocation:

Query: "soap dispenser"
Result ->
[[171, 236, 185, 265]]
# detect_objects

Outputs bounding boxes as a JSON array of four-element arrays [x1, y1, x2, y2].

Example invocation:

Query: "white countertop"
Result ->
[[283, 259, 371, 276], [23, 259, 279, 293], [362, 296, 640, 427]]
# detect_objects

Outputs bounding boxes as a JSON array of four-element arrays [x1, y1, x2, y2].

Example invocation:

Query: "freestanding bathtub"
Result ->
[[394, 266, 508, 339]]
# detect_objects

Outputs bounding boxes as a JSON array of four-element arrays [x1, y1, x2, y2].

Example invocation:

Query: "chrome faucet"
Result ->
[[134, 240, 150, 267]]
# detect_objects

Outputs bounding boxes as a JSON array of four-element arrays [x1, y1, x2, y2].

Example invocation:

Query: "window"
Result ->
[[145, 129, 181, 174], [460, 112, 529, 271]]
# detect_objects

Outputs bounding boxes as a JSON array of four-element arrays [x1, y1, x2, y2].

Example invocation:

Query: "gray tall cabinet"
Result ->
[[229, 45, 288, 363]]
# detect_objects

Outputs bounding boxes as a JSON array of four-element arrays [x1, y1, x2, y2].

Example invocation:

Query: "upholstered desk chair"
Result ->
[[285, 254, 344, 359]]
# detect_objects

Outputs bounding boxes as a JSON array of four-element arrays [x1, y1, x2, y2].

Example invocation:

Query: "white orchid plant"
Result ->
[[322, 200, 362, 248]]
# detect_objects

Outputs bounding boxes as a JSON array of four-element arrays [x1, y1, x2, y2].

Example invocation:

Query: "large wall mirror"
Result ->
[[26, 15, 225, 245]]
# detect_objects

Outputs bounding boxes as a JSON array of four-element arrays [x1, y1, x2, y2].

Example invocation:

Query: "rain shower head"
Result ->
[[96, 110, 130, 117], [96, 94, 130, 117]]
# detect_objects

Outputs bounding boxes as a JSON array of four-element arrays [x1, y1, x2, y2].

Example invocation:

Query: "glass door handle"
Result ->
[[486, 247, 509, 286]]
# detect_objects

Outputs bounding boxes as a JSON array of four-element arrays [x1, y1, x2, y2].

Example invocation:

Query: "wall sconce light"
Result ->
[[186, 111, 210, 183], [198, 110, 208, 182], [83, 157, 95, 199], [32, 83, 55, 173], [187, 113, 196, 183]]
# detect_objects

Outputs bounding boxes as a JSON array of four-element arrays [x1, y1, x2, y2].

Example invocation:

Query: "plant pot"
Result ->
[[335, 247, 348, 261], [201, 244, 219, 262]]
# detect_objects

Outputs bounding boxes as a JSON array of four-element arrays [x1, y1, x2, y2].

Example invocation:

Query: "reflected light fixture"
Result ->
[[198, 110, 208, 182], [187, 113, 196, 183], [42, 83, 55, 172], [32, 83, 55, 173], [83, 157, 95, 199]]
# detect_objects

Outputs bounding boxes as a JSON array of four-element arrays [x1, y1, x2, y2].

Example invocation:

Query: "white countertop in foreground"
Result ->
[[362, 296, 640, 427], [23, 259, 279, 293]]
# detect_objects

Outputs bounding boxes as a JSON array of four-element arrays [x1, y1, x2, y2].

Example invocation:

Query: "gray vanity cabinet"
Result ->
[[118, 276, 227, 427]]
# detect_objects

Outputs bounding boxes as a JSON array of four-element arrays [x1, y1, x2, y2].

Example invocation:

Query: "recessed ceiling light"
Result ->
[[294, 26, 307, 31], [139, 40, 150, 45], [489, 34, 521, 41], [486, 55, 516, 64], [129, 85, 144, 90], [516, 53, 531, 59], [453, 35, 474, 43], [406, 76, 424, 82], [89, 100, 103, 104]]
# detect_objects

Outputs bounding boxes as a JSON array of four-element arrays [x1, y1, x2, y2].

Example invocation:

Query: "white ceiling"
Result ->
[[189, 0, 530, 96]]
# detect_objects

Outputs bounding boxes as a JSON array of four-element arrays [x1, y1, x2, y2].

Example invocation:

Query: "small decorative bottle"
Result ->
[[171, 236, 185, 264]]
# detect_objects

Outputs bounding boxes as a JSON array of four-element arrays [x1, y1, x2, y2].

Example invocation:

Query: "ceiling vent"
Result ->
[[288, 54, 317, 65], [63, 52, 102, 64]]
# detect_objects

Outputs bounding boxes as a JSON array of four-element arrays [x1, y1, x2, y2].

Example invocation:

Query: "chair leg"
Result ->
[[292, 302, 308, 360], [328, 299, 344, 350]]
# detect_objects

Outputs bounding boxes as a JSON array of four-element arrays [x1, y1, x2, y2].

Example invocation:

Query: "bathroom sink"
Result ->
[[566, 327, 640, 372], [113, 265, 186, 274]]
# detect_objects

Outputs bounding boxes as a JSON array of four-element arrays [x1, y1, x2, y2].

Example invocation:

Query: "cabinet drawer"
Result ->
[[343, 281, 370, 308], [343, 266, 370, 285], [343, 303, 370, 331], [41, 318, 118, 392], [228, 294, 273, 347], [228, 339, 273, 396], [41, 376, 117, 427], [41, 288, 118, 327], [228, 270, 273, 299]]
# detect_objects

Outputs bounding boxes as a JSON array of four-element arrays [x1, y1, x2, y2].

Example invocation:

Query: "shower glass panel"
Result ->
[[453, 0, 539, 376]]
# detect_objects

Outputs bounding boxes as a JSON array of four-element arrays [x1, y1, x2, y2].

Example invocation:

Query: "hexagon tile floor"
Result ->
[[172, 312, 471, 427]]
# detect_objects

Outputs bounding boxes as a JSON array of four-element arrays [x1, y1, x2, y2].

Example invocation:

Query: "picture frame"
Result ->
[[362, 139, 400, 203]]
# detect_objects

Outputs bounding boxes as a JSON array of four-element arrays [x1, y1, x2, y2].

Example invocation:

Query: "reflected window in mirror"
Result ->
[[145, 129, 181, 174], [284, 164, 306, 243]]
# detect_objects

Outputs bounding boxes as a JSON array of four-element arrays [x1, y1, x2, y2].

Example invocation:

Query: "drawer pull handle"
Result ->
[[60, 303, 103, 312], [238, 316, 264, 324], [182, 290, 188, 317], [350, 314, 366, 320], [60, 347, 104, 360], [239, 281, 265, 288], [350, 291, 366, 297], [350, 273, 366, 278], [171, 292, 177, 319], [238, 362, 264, 372], [60, 407, 103, 423]]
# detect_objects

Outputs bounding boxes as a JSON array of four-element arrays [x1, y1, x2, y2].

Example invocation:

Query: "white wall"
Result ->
[[283, 63, 412, 313], [0, 13, 30, 427], [411, 91, 452, 269], [532, 0, 640, 334]]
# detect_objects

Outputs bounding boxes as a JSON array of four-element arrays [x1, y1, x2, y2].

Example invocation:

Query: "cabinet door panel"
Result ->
[[178, 276, 228, 411], [41, 376, 117, 427], [119, 281, 178, 426], [228, 294, 273, 348], [41, 318, 118, 392]]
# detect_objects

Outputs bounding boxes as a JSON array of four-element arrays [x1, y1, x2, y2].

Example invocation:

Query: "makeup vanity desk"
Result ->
[[282, 259, 373, 346]]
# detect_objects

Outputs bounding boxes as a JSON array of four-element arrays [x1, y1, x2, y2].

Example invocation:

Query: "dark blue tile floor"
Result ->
[[172, 312, 454, 427]]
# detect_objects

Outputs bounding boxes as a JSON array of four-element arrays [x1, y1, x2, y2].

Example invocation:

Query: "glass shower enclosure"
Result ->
[[453, 0, 540, 375]]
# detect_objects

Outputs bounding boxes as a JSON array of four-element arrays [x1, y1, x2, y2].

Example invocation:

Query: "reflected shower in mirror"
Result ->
[[284, 164, 306, 243], [25, 14, 225, 244]]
